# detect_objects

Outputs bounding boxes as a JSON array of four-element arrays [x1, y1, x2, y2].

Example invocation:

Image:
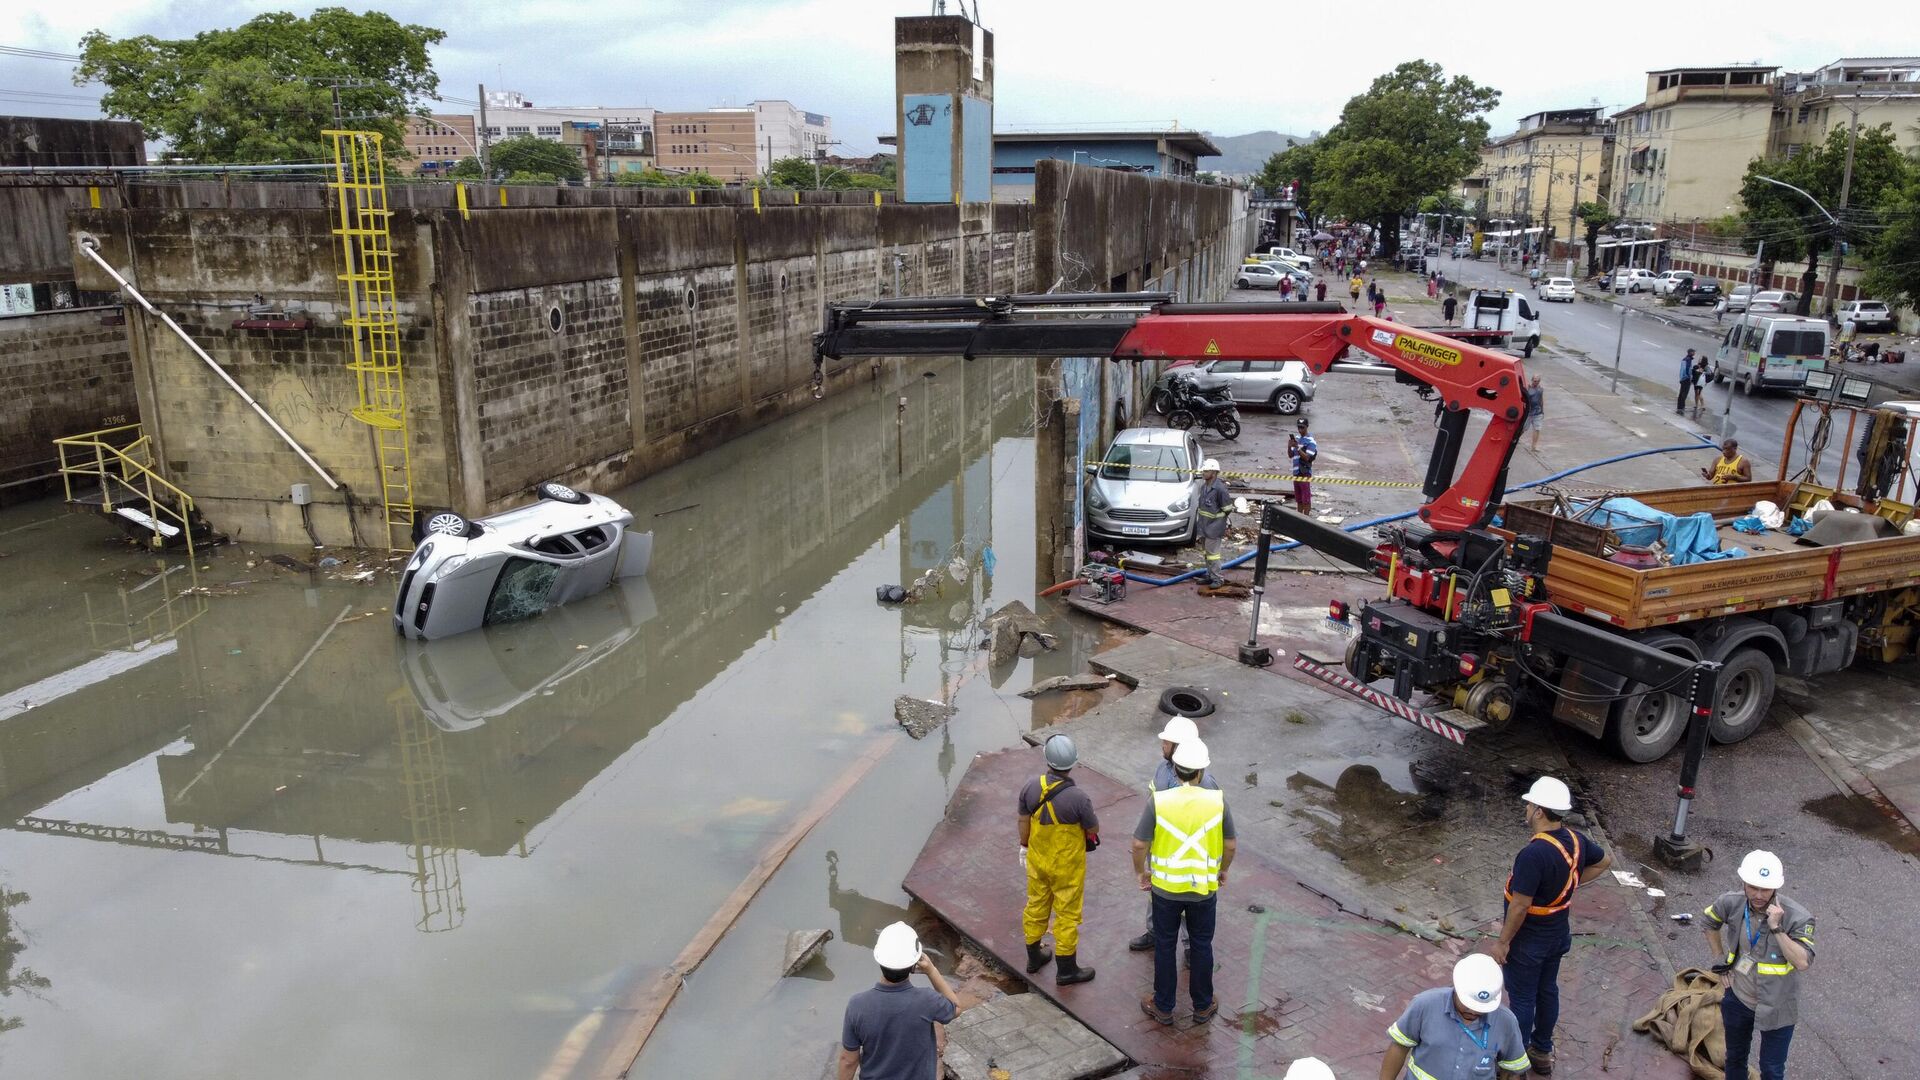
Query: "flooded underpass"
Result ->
[[0, 355, 1108, 1080]]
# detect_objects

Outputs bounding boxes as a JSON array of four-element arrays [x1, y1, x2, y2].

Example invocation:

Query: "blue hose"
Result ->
[[1124, 438, 1719, 586]]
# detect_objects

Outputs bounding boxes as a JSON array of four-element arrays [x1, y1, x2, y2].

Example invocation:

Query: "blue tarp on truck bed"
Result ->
[[1577, 497, 1746, 565]]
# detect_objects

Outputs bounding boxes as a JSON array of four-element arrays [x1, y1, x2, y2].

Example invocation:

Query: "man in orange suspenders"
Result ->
[[1486, 777, 1612, 1076]]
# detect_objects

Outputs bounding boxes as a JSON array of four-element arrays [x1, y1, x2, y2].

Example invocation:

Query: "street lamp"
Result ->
[[1753, 174, 1839, 226]]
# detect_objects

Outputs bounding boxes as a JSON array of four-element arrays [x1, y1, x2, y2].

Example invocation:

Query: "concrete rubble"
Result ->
[[1017, 674, 1111, 699], [982, 600, 1058, 666], [781, 929, 833, 977], [941, 991, 1124, 1080], [894, 696, 958, 739]]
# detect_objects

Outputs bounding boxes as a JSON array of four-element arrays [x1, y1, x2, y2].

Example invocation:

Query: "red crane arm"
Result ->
[[1110, 311, 1531, 532]]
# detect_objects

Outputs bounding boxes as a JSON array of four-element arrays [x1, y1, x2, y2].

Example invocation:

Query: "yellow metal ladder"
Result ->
[[326, 129, 416, 551]]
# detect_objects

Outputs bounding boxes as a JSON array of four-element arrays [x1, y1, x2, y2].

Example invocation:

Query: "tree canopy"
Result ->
[[613, 168, 723, 188], [1576, 201, 1618, 276], [487, 135, 585, 181], [763, 155, 891, 190], [75, 8, 443, 165], [1257, 142, 1320, 222], [1863, 168, 1920, 312], [1311, 61, 1500, 255], [1735, 123, 1908, 313]]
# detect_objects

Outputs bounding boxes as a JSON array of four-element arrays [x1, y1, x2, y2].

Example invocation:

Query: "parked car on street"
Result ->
[[1194, 358, 1316, 414], [394, 483, 654, 641], [1234, 264, 1285, 290], [1084, 428, 1205, 545], [1712, 315, 1830, 394], [1256, 260, 1313, 286], [1722, 284, 1757, 313], [1652, 270, 1694, 298], [1834, 299, 1897, 333], [1611, 268, 1658, 293], [1538, 277, 1576, 302], [1748, 290, 1799, 314], [1258, 245, 1314, 270], [1451, 241, 1471, 258], [1683, 279, 1722, 306]]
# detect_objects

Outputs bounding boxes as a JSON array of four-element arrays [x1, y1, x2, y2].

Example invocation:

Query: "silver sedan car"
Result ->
[[394, 482, 653, 641], [1192, 358, 1316, 414]]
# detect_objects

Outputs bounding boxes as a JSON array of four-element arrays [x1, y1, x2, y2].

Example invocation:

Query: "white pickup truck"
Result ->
[[1428, 288, 1544, 357]]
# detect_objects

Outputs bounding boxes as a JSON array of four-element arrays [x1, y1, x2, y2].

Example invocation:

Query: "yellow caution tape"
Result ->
[[1088, 460, 1422, 489]]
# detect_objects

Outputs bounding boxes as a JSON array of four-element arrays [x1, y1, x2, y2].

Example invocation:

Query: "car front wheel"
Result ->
[[1272, 388, 1303, 415]]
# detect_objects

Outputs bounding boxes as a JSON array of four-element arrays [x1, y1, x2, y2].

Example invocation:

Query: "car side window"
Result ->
[[530, 533, 582, 557], [484, 557, 561, 626], [1212, 361, 1248, 373], [1245, 360, 1279, 373], [1517, 298, 1536, 320]]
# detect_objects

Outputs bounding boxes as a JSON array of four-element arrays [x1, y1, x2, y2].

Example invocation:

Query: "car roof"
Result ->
[[1113, 427, 1190, 447]]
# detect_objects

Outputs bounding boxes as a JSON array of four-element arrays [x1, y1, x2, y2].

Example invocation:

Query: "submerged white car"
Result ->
[[394, 482, 653, 641]]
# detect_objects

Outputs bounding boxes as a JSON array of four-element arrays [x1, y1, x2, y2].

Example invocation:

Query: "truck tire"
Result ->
[[1523, 335, 1539, 358], [1742, 373, 1756, 397], [1602, 632, 1695, 762], [1709, 647, 1775, 744]]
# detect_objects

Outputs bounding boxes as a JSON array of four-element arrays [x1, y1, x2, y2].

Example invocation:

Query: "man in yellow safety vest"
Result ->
[[1131, 738, 1235, 1025]]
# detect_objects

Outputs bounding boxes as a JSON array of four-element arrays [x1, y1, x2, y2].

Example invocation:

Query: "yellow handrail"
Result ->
[[54, 424, 198, 558]]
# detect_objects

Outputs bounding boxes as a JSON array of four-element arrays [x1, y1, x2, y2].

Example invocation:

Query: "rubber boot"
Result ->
[[1054, 953, 1095, 985], [1024, 941, 1052, 974]]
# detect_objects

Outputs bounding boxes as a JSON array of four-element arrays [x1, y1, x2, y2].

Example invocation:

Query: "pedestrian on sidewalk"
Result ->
[[1487, 776, 1611, 1076], [1288, 418, 1318, 515], [1349, 273, 1364, 307], [1196, 459, 1231, 587], [1017, 734, 1099, 986], [1314, 279, 1327, 302], [839, 922, 968, 1080], [1132, 738, 1235, 1026], [1443, 293, 1458, 324], [1691, 363, 1708, 418], [1522, 375, 1546, 452], [1373, 286, 1387, 319], [1676, 349, 1697, 415], [1381, 954, 1532, 1079], [1702, 850, 1814, 1080], [1279, 274, 1294, 300], [1128, 716, 1219, 954]]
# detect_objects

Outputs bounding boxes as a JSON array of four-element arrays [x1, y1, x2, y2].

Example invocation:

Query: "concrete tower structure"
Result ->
[[893, 15, 992, 203]]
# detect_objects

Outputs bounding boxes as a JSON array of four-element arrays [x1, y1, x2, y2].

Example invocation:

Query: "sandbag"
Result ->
[[1632, 967, 1754, 1080]]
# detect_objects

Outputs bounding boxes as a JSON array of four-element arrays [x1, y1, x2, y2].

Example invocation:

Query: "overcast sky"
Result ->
[[4, 0, 1907, 156]]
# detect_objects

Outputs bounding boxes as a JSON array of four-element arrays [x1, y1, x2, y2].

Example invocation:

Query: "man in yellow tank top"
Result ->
[[1702, 439, 1751, 484]]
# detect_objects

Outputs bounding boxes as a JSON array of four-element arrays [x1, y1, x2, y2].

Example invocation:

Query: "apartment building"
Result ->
[[1609, 66, 1776, 225], [401, 114, 477, 175], [754, 100, 836, 169], [655, 108, 758, 182], [1477, 109, 1613, 243], [477, 91, 655, 162], [1773, 57, 1920, 159]]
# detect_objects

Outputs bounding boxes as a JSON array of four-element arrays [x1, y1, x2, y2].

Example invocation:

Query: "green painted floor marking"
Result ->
[[1238, 902, 1273, 1080]]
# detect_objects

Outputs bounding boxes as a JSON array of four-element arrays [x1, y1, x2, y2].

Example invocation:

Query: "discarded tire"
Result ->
[[1158, 686, 1216, 718], [537, 481, 590, 504]]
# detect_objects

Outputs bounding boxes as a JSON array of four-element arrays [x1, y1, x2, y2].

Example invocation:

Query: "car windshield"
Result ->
[[484, 556, 561, 626], [1099, 442, 1189, 482]]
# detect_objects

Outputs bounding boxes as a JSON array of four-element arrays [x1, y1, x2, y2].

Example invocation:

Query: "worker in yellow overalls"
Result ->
[[1017, 734, 1099, 985]]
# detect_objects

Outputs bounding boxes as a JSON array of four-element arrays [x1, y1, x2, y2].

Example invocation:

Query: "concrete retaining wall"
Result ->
[[0, 307, 136, 495]]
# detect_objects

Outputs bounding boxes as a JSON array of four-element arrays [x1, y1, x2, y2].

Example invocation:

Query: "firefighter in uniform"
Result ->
[[1487, 777, 1611, 1076], [1702, 850, 1814, 1080], [1017, 734, 1098, 985], [1196, 459, 1231, 587]]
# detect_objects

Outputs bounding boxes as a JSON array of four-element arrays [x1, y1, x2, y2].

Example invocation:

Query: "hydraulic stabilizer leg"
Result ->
[[1238, 502, 1276, 667], [1653, 659, 1723, 871]]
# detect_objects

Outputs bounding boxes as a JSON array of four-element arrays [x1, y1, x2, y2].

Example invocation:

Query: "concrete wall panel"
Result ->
[[0, 308, 136, 492]]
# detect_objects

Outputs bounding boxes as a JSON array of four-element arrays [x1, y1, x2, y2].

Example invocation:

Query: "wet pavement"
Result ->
[[0, 355, 1110, 1080]]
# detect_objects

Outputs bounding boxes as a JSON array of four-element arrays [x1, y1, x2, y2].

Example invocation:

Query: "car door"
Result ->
[[1205, 360, 1251, 403], [1241, 359, 1284, 404]]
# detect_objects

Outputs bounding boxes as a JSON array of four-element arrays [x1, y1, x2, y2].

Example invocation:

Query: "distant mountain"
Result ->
[[1206, 130, 1316, 178]]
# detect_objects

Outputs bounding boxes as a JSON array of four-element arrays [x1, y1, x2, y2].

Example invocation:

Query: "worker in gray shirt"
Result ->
[[839, 922, 967, 1080], [1702, 850, 1814, 1080], [1381, 954, 1531, 1078], [1196, 458, 1231, 587], [1129, 714, 1218, 953]]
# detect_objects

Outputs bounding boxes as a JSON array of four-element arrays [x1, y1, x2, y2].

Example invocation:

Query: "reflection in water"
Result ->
[[0, 883, 50, 1035], [0, 355, 1042, 1076]]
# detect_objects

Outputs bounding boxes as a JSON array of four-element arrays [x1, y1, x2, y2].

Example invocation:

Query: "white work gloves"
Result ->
[[1018, 846, 1028, 871], [1233, 496, 1252, 515]]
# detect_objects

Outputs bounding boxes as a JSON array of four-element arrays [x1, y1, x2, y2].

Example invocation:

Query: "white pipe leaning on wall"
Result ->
[[76, 237, 343, 491]]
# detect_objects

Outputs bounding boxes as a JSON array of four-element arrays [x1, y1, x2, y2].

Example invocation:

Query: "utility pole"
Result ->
[[1567, 146, 1585, 279], [1540, 146, 1558, 264], [477, 83, 490, 178], [1821, 112, 1860, 318], [1723, 240, 1762, 441]]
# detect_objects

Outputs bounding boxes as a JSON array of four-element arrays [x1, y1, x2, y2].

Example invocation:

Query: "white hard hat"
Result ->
[[1156, 715, 1200, 744], [1172, 738, 1210, 771], [1522, 776, 1572, 814], [1738, 849, 1784, 889], [1282, 1059, 1336, 1080], [1453, 953, 1504, 1013], [873, 921, 922, 969], [1201, 458, 1221, 472]]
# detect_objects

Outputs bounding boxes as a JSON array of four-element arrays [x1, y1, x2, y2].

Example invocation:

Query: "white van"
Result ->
[[1712, 315, 1831, 394]]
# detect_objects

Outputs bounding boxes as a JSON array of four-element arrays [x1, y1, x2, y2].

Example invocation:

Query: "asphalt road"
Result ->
[[1437, 257, 1815, 474]]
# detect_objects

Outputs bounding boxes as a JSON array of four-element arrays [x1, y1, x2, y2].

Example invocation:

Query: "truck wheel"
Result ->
[[1523, 335, 1539, 358], [1741, 373, 1757, 397], [1604, 685, 1688, 762], [1709, 647, 1776, 744], [1272, 388, 1303, 415]]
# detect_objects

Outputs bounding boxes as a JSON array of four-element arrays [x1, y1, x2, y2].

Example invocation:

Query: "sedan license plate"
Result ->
[[1120, 526, 1150, 536]]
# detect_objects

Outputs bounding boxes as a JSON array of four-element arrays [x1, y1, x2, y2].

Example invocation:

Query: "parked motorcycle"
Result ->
[[1153, 371, 1240, 440]]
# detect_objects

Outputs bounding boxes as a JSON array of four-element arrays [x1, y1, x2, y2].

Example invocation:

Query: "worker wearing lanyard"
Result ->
[[1381, 954, 1531, 1079], [1702, 851, 1814, 1080], [1486, 777, 1611, 1077]]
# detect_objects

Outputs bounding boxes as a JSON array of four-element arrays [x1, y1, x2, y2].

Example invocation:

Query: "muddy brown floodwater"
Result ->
[[0, 357, 1107, 1080]]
